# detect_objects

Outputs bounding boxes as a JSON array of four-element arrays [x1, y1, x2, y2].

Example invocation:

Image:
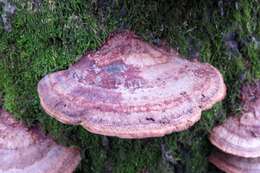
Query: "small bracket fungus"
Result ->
[[209, 150, 260, 173], [209, 80, 260, 172], [209, 80, 260, 158], [38, 31, 226, 138], [210, 115, 260, 158], [0, 109, 81, 173]]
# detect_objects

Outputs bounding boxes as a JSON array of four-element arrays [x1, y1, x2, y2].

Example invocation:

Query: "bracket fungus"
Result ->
[[38, 31, 226, 138], [209, 81, 260, 158], [0, 109, 81, 173], [209, 80, 260, 172], [209, 150, 260, 173]]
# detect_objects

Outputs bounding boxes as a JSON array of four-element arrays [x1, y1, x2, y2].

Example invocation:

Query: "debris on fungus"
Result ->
[[0, 109, 81, 173], [209, 80, 260, 172], [38, 30, 226, 139]]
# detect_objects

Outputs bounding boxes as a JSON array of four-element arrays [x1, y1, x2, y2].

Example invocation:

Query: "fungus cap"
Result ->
[[209, 115, 260, 158], [209, 150, 260, 173], [209, 80, 260, 158], [38, 31, 226, 138], [0, 109, 81, 173]]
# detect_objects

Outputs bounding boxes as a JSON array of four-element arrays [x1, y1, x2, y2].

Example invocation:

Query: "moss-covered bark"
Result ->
[[0, 0, 259, 172]]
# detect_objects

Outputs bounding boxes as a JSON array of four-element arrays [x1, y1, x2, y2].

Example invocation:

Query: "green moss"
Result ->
[[1, 0, 260, 172]]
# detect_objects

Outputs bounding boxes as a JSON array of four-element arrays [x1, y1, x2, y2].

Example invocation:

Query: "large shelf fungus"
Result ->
[[209, 80, 260, 172], [38, 31, 226, 139], [0, 109, 81, 173]]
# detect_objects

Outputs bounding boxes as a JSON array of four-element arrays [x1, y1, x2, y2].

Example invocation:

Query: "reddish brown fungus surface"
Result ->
[[209, 150, 260, 173], [209, 80, 260, 158], [0, 109, 81, 173], [209, 115, 260, 158], [38, 31, 226, 138]]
